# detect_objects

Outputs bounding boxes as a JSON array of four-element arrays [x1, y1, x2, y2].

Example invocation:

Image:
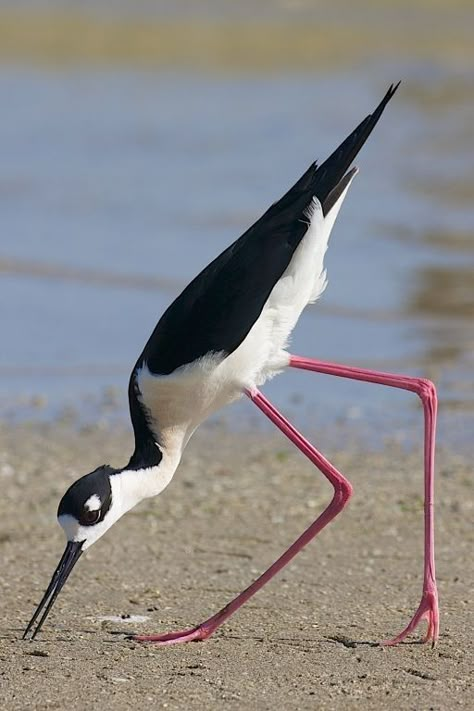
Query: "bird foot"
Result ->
[[131, 623, 212, 646], [381, 586, 439, 647]]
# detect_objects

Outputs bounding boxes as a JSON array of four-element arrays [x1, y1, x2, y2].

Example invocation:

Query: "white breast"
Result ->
[[137, 352, 236, 454]]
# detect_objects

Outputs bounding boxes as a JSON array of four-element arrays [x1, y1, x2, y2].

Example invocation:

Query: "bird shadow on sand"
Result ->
[[326, 634, 427, 648]]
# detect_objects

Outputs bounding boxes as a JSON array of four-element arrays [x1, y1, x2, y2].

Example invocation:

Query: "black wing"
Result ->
[[128, 84, 399, 456]]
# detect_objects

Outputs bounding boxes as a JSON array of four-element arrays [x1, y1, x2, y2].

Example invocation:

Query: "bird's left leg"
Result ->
[[132, 387, 354, 646], [288, 354, 438, 646]]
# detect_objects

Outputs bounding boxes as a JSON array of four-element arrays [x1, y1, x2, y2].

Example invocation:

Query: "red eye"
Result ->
[[82, 508, 101, 525]]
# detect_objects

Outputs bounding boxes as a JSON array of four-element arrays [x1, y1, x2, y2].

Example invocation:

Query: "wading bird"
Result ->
[[23, 83, 439, 646]]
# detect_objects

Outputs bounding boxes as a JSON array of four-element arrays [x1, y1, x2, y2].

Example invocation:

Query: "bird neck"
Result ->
[[113, 443, 181, 514]]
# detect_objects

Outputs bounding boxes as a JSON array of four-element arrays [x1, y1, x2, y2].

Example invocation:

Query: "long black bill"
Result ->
[[23, 541, 83, 640]]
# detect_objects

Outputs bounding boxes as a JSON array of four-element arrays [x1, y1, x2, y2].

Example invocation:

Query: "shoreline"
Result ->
[[0, 7, 473, 70]]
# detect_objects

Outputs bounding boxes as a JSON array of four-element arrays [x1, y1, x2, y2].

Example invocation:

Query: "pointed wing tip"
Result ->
[[379, 81, 401, 110], [362, 81, 401, 136]]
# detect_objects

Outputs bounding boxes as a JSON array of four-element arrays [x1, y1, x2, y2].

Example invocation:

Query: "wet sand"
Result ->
[[0, 421, 472, 709]]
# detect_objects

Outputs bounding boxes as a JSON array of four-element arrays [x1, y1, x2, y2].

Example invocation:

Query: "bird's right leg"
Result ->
[[288, 355, 438, 646], [132, 386, 353, 646]]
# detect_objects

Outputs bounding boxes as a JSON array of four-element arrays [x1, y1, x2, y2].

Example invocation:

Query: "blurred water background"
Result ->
[[0, 1, 472, 450]]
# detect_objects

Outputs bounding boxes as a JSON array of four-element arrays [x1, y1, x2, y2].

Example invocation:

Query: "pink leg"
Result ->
[[133, 386, 354, 646], [289, 355, 438, 646]]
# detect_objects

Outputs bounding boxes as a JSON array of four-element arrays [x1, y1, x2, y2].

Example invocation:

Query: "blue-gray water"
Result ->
[[1, 69, 472, 448]]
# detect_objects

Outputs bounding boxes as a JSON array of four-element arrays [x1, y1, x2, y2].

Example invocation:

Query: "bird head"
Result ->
[[23, 449, 173, 640], [23, 464, 123, 640], [57, 464, 117, 550]]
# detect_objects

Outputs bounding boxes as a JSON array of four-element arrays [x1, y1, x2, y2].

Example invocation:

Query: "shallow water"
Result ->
[[0, 65, 472, 448]]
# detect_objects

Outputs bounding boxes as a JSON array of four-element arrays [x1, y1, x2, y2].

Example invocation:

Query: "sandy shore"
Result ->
[[0, 421, 472, 710]]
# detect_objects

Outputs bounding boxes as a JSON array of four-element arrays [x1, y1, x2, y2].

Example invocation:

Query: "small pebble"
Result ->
[[26, 650, 49, 658]]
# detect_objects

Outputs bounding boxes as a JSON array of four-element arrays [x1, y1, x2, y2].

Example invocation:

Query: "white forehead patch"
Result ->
[[84, 494, 101, 511]]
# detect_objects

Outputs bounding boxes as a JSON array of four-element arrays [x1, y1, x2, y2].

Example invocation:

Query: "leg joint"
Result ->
[[414, 378, 437, 407], [334, 478, 353, 508]]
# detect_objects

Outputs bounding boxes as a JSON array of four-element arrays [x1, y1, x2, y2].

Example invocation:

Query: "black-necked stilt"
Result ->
[[23, 83, 439, 647]]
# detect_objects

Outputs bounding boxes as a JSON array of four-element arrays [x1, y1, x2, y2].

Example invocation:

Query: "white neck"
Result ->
[[113, 445, 181, 515]]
